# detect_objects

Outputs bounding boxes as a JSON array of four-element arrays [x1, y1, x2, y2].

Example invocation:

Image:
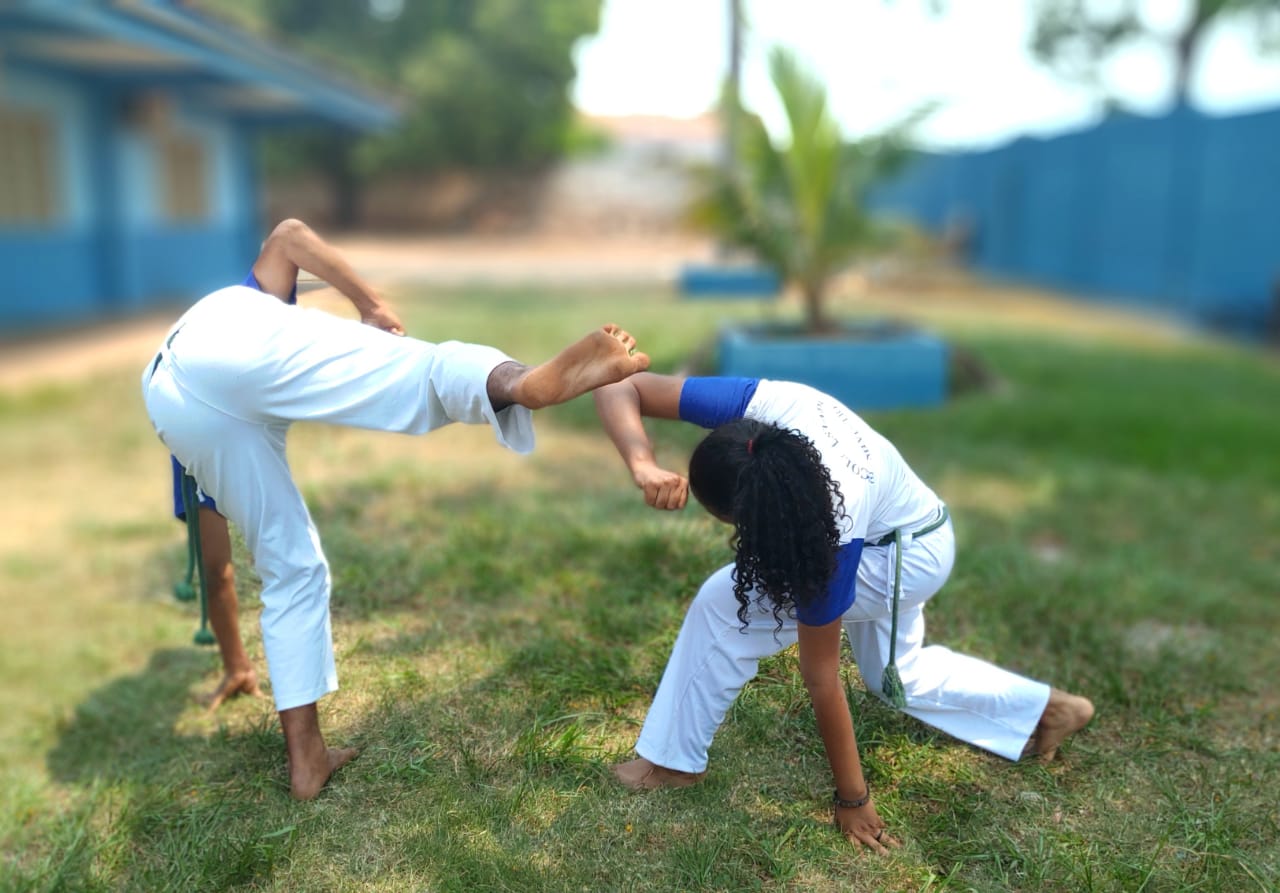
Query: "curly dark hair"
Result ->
[[688, 419, 845, 629]]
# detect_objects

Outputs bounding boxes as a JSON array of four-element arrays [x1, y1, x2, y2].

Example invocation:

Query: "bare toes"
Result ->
[[330, 746, 359, 773], [1032, 691, 1095, 760]]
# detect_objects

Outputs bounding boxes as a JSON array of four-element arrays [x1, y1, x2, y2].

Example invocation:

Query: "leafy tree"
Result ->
[[202, 0, 601, 222], [1031, 0, 1280, 105], [694, 48, 919, 334]]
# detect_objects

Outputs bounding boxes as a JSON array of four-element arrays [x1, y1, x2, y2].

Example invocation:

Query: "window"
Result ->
[[159, 133, 208, 222], [0, 105, 58, 224]]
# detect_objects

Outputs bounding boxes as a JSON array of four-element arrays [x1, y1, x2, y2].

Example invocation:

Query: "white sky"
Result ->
[[572, 0, 1280, 149]]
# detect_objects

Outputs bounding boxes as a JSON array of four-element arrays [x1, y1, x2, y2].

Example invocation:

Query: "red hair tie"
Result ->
[[746, 438, 755, 455]]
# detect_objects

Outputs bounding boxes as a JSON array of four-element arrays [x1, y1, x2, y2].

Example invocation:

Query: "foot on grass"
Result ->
[[1026, 688, 1095, 762], [612, 757, 705, 791], [290, 746, 359, 801], [511, 325, 649, 410], [204, 668, 263, 711]]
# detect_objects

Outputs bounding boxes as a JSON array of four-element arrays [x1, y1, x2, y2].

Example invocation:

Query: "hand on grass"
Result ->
[[836, 800, 900, 855], [205, 667, 264, 711]]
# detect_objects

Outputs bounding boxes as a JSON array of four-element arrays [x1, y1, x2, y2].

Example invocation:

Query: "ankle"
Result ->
[[485, 361, 524, 411]]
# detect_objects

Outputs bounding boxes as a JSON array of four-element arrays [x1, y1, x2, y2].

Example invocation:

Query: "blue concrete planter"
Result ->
[[678, 264, 781, 299], [718, 321, 949, 411]]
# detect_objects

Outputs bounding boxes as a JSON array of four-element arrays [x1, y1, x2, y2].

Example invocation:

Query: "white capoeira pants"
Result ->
[[141, 286, 535, 712], [635, 519, 1052, 769]]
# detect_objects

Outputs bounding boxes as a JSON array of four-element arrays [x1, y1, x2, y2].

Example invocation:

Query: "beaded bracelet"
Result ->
[[833, 787, 871, 810]]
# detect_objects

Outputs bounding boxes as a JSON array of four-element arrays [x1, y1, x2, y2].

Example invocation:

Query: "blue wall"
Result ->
[[0, 67, 260, 334], [872, 104, 1280, 335]]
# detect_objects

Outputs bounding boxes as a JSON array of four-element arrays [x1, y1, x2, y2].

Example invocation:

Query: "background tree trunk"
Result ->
[[1172, 9, 1210, 106], [803, 281, 831, 333]]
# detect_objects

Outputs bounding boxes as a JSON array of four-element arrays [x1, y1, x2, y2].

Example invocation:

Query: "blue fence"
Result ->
[[871, 103, 1280, 335]]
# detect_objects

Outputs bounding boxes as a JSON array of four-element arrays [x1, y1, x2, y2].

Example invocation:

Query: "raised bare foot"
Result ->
[[612, 757, 705, 790], [204, 668, 263, 711], [1026, 688, 1095, 761], [511, 325, 649, 410], [290, 746, 359, 800]]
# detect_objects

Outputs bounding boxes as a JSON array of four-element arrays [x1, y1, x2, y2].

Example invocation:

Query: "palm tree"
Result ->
[[695, 47, 914, 334]]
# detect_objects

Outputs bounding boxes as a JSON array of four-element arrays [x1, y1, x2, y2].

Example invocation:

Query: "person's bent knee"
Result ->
[[266, 217, 310, 245]]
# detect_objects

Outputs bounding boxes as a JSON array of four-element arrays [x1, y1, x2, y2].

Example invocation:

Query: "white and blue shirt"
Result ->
[[679, 377, 942, 625]]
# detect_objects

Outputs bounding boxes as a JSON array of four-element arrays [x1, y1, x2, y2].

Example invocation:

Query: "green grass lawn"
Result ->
[[1, 285, 1277, 892]]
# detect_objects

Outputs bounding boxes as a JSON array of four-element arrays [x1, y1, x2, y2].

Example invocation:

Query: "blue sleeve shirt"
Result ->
[[793, 539, 864, 626], [678, 376, 864, 625], [678, 376, 759, 428], [241, 269, 298, 305]]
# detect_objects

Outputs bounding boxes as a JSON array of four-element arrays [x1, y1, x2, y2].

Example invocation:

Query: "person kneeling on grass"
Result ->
[[142, 218, 650, 799], [593, 372, 1095, 853]]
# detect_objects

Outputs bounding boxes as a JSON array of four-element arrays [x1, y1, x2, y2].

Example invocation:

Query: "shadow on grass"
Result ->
[[320, 675, 871, 892], [46, 648, 213, 787], [38, 645, 332, 890]]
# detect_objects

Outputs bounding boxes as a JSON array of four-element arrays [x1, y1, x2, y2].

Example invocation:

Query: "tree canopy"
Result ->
[[1031, 0, 1280, 105], [200, 0, 602, 213]]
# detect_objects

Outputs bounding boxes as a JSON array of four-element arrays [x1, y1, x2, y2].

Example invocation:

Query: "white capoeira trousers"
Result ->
[[141, 286, 535, 712], [635, 520, 1052, 769]]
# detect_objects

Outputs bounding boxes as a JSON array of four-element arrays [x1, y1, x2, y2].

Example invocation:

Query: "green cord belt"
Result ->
[[176, 473, 216, 646], [869, 505, 949, 708]]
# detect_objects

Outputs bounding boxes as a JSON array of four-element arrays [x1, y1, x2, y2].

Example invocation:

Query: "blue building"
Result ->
[[0, 0, 397, 334]]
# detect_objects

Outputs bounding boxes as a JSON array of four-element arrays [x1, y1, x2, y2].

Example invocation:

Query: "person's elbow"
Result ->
[[264, 217, 313, 254], [800, 664, 843, 700]]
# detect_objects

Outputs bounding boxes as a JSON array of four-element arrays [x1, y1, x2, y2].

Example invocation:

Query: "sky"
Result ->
[[572, 0, 1280, 149]]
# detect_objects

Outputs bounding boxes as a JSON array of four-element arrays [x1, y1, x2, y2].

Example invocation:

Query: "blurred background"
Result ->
[[2, 0, 1279, 341]]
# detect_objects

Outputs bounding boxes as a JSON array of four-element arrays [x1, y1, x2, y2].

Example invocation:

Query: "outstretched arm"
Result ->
[[797, 619, 899, 854], [593, 372, 688, 510], [252, 218, 405, 335]]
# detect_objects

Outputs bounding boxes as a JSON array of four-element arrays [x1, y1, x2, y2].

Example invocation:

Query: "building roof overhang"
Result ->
[[0, 0, 399, 131]]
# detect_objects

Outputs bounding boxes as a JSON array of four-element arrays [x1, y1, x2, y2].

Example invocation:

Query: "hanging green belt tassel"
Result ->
[[173, 490, 198, 603], [881, 528, 909, 709], [178, 473, 217, 647], [880, 506, 950, 710]]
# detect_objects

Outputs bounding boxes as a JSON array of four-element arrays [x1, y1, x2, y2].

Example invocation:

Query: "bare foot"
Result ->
[[510, 325, 650, 410], [290, 746, 359, 800], [612, 757, 705, 790], [1026, 688, 1095, 761], [204, 668, 263, 711]]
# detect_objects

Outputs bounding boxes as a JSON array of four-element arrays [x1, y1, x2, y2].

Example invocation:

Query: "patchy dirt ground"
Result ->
[[0, 233, 712, 392], [0, 234, 1202, 394]]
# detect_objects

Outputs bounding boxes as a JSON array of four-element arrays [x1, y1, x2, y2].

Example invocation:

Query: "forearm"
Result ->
[[800, 626, 894, 850], [809, 679, 868, 799], [594, 382, 660, 475], [282, 227, 383, 316]]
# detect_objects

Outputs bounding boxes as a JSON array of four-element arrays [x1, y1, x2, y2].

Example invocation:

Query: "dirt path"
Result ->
[[0, 233, 1210, 395], [0, 233, 712, 393]]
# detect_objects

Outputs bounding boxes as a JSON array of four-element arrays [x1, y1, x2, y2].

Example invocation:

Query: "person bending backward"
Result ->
[[593, 373, 1095, 852], [142, 218, 650, 799], [165, 261, 310, 712]]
